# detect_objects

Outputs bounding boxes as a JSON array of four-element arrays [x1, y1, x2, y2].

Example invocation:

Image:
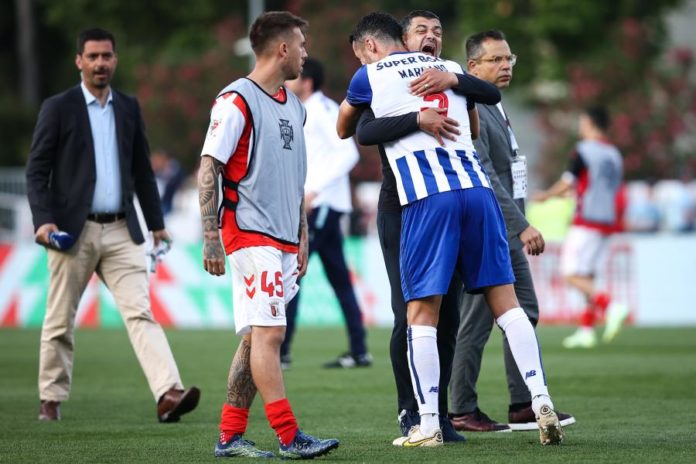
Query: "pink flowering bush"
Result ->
[[134, 16, 248, 171]]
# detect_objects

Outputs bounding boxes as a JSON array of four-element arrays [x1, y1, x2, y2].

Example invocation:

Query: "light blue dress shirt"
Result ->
[[81, 82, 122, 213]]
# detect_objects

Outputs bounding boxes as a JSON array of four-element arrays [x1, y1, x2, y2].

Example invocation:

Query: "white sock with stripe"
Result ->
[[407, 325, 440, 434], [496, 307, 554, 415]]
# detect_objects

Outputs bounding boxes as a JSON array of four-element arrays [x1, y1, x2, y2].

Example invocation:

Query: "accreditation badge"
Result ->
[[511, 155, 527, 199]]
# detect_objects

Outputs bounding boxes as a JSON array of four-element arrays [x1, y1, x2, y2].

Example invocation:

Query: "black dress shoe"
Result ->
[[39, 400, 61, 421], [449, 408, 510, 432], [157, 387, 201, 423]]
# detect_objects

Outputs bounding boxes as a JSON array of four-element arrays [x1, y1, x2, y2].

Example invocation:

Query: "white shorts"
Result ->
[[229, 246, 300, 335], [560, 225, 608, 277]]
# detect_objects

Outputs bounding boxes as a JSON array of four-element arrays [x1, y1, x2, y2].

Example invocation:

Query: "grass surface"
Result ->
[[1, 326, 695, 463]]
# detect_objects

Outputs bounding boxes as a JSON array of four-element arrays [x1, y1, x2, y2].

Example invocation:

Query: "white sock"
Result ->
[[420, 413, 439, 435], [496, 308, 551, 402], [407, 325, 440, 433]]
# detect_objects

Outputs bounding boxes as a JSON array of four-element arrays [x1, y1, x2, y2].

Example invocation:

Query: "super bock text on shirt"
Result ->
[[374, 53, 449, 77]]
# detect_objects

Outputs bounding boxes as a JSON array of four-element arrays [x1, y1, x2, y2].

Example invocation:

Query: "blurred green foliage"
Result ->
[[0, 0, 691, 181], [454, 0, 680, 84]]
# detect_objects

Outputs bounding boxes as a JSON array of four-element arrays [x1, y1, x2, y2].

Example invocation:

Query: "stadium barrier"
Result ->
[[1, 233, 694, 328]]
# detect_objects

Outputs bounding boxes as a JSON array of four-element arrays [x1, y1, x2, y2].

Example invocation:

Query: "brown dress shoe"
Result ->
[[157, 387, 201, 423], [449, 408, 510, 432], [39, 400, 61, 421], [508, 403, 576, 430]]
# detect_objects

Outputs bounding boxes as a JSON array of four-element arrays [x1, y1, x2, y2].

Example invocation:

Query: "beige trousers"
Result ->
[[38, 219, 183, 402]]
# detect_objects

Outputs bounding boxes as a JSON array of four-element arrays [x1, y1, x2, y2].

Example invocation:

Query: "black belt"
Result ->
[[87, 212, 126, 223]]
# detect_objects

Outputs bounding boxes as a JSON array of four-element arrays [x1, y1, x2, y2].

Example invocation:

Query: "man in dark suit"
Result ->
[[26, 28, 199, 423], [449, 29, 575, 432]]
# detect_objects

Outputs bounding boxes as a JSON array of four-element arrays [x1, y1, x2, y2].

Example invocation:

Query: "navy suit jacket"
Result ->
[[26, 85, 164, 244]]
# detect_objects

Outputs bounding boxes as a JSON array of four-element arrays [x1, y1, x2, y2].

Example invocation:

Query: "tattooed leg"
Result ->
[[227, 335, 257, 408]]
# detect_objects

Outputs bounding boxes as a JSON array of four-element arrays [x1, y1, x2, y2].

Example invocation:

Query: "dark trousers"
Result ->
[[450, 246, 540, 414], [281, 206, 367, 358], [377, 210, 460, 417]]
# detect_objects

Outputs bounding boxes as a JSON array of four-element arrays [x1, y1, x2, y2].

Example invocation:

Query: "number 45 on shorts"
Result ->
[[244, 271, 284, 300]]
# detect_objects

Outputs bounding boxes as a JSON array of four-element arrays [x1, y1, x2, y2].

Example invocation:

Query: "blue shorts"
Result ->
[[400, 188, 515, 302]]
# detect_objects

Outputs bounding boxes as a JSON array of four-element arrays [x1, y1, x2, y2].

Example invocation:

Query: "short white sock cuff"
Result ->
[[408, 325, 437, 340], [496, 307, 527, 332], [419, 413, 440, 435]]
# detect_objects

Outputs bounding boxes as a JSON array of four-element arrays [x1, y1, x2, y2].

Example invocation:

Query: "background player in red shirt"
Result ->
[[535, 107, 629, 348]]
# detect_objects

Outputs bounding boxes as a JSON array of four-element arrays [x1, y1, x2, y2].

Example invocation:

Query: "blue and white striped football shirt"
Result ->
[[347, 51, 490, 205]]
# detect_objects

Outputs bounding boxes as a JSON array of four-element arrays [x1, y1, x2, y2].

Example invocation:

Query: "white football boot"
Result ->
[[562, 328, 597, 349], [603, 302, 629, 343], [536, 404, 564, 445], [392, 425, 443, 448]]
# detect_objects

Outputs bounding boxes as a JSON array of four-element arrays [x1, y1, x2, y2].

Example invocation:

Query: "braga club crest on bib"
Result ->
[[279, 119, 294, 149]]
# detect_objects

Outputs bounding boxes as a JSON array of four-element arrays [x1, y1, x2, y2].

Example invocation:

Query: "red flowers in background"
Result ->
[[537, 18, 696, 183]]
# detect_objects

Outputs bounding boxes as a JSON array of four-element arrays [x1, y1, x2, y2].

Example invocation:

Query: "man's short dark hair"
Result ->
[[400, 10, 440, 32], [249, 11, 308, 55], [350, 12, 403, 46], [465, 30, 507, 60], [77, 28, 116, 55], [300, 58, 324, 92], [585, 106, 610, 132]]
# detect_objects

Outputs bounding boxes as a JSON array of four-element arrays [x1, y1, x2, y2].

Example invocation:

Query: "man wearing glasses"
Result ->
[[449, 30, 576, 433]]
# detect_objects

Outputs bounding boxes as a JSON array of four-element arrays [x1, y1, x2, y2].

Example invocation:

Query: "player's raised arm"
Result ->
[[338, 62, 374, 139], [337, 99, 363, 139]]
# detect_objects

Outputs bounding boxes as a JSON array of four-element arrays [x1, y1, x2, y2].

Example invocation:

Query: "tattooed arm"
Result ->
[[226, 335, 257, 407], [198, 155, 226, 276], [297, 198, 309, 277]]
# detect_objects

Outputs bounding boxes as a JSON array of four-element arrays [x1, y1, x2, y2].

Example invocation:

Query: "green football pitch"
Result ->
[[1, 326, 695, 463]]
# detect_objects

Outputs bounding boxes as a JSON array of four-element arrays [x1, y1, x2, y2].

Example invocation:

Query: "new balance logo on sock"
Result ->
[[525, 370, 537, 379], [428, 386, 439, 393]]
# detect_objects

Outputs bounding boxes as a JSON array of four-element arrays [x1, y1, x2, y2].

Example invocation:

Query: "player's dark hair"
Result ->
[[585, 106, 610, 132], [249, 11, 308, 55], [300, 58, 324, 91], [465, 30, 507, 60], [77, 28, 116, 55], [350, 12, 403, 46], [400, 10, 440, 32]]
